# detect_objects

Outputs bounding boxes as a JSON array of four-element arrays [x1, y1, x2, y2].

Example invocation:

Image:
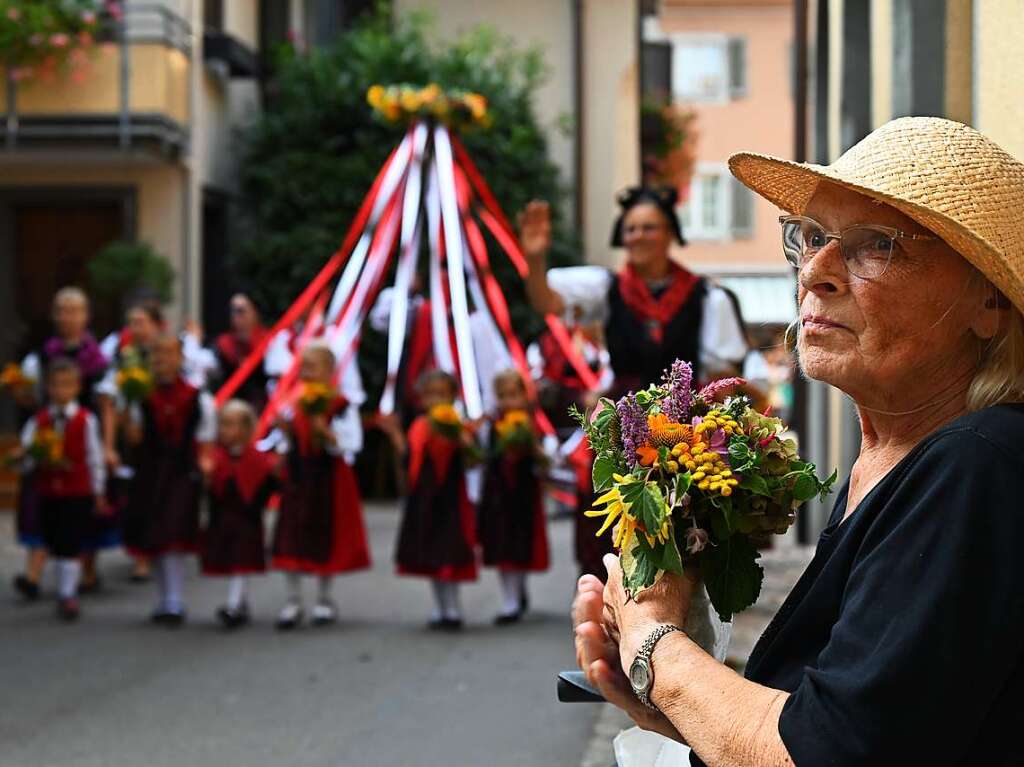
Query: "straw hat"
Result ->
[[729, 116, 1024, 314]]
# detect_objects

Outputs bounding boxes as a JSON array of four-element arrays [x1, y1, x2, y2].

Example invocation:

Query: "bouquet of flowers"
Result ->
[[494, 409, 534, 453], [27, 426, 64, 468], [298, 381, 334, 416], [367, 83, 491, 130], [428, 403, 464, 441], [0, 362, 33, 392], [572, 359, 836, 622], [115, 345, 152, 403]]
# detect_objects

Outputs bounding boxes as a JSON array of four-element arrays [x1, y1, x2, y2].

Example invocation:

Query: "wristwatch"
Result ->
[[629, 624, 683, 710]]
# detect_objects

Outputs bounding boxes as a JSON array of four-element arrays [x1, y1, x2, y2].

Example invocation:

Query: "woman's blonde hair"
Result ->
[[967, 297, 1024, 411], [219, 399, 257, 431]]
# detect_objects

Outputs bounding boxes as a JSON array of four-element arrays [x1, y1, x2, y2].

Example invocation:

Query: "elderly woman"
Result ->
[[573, 117, 1024, 765]]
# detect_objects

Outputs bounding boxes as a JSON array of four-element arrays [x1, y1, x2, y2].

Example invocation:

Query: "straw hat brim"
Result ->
[[728, 151, 1024, 315]]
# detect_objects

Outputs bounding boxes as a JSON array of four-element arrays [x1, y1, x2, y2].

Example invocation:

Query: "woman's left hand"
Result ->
[[601, 553, 696, 679]]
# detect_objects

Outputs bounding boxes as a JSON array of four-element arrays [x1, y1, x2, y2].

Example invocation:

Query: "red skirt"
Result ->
[[271, 455, 371, 575]]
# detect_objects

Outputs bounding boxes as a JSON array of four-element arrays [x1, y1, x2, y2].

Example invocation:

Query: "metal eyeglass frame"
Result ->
[[779, 214, 937, 279]]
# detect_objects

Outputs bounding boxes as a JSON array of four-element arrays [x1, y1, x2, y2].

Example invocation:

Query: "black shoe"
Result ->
[[494, 611, 522, 626], [130, 571, 151, 584], [440, 617, 464, 632], [13, 574, 40, 601], [57, 598, 80, 622], [216, 604, 251, 630], [150, 610, 186, 627]]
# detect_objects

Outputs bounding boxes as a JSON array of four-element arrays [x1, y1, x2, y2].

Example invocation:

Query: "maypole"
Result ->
[[217, 83, 601, 437]]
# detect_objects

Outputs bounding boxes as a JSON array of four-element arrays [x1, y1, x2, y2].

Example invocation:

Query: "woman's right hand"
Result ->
[[572, 574, 686, 743], [517, 200, 552, 269], [104, 447, 121, 469]]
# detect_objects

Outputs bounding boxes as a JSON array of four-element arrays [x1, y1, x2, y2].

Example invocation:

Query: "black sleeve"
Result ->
[[779, 427, 1024, 764]]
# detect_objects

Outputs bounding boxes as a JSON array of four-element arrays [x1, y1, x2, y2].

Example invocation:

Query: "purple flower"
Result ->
[[615, 393, 649, 468], [697, 377, 746, 404], [707, 427, 730, 459], [662, 359, 693, 423]]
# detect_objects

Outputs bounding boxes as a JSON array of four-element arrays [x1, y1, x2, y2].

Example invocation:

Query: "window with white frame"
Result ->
[[680, 166, 755, 242], [671, 35, 747, 103]]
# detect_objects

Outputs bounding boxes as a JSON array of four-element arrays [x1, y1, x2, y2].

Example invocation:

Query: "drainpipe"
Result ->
[[182, 0, 201, 322], [571, 0, 584, 236]]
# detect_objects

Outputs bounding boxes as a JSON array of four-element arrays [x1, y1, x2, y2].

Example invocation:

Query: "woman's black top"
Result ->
[[692, 403, 1024, 765]]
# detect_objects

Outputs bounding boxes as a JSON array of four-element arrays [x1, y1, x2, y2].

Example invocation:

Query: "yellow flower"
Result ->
[[399, 87, 422, 112], [429, 403, 461, 426], [0, 362, 31, 389], [366, 84, 385, 109], [495, 409, 531, 439], [419, 83, 441, 104], [585, 474, 670, 552], [463, 92, 488, 121], [299, 382, 333, 415]]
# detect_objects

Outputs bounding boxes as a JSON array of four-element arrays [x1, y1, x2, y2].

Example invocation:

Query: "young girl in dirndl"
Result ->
[[270, 342, 371, 629], [478, 370, 549, 624], [395, 370, 479, 630], [199, 400, 280, 629]]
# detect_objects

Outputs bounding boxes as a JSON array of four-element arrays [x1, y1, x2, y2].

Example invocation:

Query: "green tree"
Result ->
[[234, 10, 576, 404]]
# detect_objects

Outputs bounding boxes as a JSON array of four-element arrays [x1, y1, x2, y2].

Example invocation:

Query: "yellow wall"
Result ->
[[0, 44, 190, 125], [581, 0, 639, 267], [968, 0, 1024, 159], [225, 0, 260, 50]]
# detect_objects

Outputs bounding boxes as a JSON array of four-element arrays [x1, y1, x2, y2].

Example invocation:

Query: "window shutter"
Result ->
[[730, 178, 754, 239], [727, 37, 747, 99]]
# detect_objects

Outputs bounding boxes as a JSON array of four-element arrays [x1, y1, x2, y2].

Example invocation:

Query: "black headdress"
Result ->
[[609, 186, 686, 247]]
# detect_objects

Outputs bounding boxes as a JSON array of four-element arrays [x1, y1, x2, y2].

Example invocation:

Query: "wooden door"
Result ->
[[14, 202, 123, 351]]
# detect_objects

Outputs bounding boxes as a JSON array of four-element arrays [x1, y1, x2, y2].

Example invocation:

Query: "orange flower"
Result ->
[[648, 412, 692, 448], [636, 444, 659, 467]]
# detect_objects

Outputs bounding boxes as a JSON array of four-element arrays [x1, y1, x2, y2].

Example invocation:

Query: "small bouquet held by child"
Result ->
[[572, 359, 835, 627], [115, 346, 152, 404]]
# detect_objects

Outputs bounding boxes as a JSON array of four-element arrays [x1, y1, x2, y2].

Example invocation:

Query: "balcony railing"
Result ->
[[1, 4, 193, 158]]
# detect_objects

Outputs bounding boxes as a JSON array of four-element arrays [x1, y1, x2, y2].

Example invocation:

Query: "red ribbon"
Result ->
[[214, 140, 403, 408]]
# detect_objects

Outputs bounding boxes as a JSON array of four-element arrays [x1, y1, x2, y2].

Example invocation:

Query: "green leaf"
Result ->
[[792, 473, 818, 503], [631, 483, 666, 534], [673, 472, 692, 501], [591, 454, 617, 493], [739, 473, 771, 497], [709, 509, 731, 541], [622, 542, 660, 593], [699, 535, 764, 622], [655, 534, 684, 575]]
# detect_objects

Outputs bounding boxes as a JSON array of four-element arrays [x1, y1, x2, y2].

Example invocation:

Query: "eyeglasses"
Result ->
[[779, 215, 936, 280]]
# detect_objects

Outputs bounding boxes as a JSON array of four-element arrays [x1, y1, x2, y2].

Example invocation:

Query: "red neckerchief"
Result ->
[[407, 415, 457, 489], [291, 395, 349, 457], [216, 326, 269, 367], [211, 444, 276, 504], [148, 377, 199, 444], [616, 262, 699, 344]]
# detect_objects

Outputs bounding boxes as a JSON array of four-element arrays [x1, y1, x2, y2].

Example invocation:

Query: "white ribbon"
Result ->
[[426, 166, 457, 375], [433, 125, 482, 419], [326, 130, 415, 326], [379, 123, 428, 415]]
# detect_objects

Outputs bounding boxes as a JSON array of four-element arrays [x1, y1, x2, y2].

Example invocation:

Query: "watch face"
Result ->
[[630, 658, 651, 692]]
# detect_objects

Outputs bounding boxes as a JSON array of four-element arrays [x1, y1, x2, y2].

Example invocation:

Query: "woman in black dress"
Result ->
[[572, 118, 1024, 764]]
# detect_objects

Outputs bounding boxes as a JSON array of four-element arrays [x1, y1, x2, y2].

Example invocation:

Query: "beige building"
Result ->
[[0, 0, 270, 363], [394, 0, 641, 270]]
